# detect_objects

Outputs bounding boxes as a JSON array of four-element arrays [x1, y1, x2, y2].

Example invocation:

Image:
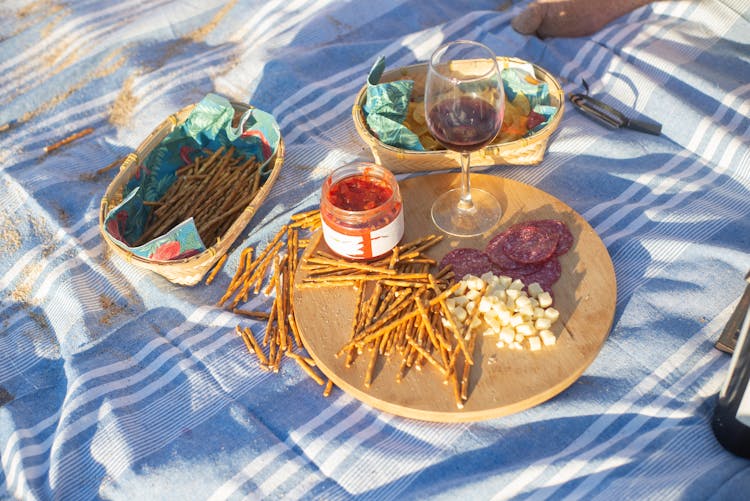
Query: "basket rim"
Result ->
[[352, 56, 565, 157], [98, 101, 285, 269]]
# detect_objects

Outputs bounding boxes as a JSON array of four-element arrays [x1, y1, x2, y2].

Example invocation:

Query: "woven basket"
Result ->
[[352, 57, 564, 173], [99, 102, 284, 286]]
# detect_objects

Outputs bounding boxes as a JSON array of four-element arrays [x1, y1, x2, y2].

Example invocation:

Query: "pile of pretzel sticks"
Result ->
[[301, 236, 485, 409], [214, 209, 487, 408], [135, 145, 264, 246], [212, 209, 334, 395]]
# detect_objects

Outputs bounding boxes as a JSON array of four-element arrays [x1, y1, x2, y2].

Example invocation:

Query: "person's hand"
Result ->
[[511, 0, 656, 38]]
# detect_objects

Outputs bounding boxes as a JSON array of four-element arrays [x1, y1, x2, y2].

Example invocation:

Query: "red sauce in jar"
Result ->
[[320, 162, 404, 260], [328, 174, 393, 211]]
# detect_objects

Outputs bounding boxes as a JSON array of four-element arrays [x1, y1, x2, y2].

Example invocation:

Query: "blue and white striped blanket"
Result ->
[[1, 1, 748, 499]]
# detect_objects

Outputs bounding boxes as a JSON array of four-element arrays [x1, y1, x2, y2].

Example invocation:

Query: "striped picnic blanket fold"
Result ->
[[0, 1, 748, 499]]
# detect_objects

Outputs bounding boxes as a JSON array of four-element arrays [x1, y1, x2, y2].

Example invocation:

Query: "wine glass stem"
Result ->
[[458, 152, 474, 212]]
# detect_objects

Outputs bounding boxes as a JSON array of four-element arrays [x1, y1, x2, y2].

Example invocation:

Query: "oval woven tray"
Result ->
[[352, 57, 564, 173], [98, 102, 284, 286]]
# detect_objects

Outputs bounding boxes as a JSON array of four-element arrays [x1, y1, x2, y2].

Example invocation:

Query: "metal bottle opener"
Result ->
[[569, 93, 662, 136]]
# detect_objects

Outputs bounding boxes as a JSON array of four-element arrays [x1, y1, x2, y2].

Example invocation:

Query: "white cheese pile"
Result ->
[[445, 272, 559, 351]]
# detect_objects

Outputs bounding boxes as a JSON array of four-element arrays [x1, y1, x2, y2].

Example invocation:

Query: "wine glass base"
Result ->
[[431, 188, 502, 237]]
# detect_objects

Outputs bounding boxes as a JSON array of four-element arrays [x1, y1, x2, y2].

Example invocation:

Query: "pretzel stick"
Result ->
[[371, 285, 400, 320], [263, 254, 281, 296], [428, 275, 471, 364], [291, 208, 320, 221], [349, 281, 365, 341], [205, 254, 228, 285], [252, 160, 262, 194], [415, 294, 447, 356], [395, 346, 412, 383], [249, 240, 284, 296], [303, 273, 429, 283], [287, 227, 298, 276], [287, 313, 303, 351], [272, 343, 283, 372], [267, 325, 278, 370], [406, 338, 448, 376], [232, 308, 270, 320], [460, 284, 488, 401], [288, 352, 325, 386], [236, 325, 255, 354], [241, 326, 270, 367], [217, 247, 253, 306], [345, 281, 378, 365], [45, 127, 94, 153], [274, 256, 289, 351], [380, 279, 433, 288], [287, 350, 315, 367], [323, 379, 334, 397], [97, 156, 127, 176], [450, 368, 464, 409], [263, 300, 278, 346], [244, 224, 288, 277], [304, 257, 398, 275], [363, 342, 380, 388]]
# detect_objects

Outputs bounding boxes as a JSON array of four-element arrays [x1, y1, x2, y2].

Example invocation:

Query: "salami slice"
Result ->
[[439, 248, 492, 280], [500, 222, 560, 264], [528, 219, 574, 256], [520, 257, 561, 291], [485, 232, 526, 270]]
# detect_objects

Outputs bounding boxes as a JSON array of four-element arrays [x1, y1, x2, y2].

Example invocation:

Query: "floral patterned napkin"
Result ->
[[103, 93, 280, 261]]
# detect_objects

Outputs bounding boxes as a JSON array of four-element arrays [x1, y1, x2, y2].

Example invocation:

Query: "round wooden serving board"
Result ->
[[292, 173, 616, 422]]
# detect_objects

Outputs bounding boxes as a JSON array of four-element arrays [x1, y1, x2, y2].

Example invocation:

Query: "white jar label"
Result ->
[[322, 210, 404, 259]]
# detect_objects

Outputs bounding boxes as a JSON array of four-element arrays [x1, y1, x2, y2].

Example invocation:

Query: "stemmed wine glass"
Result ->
[[425, 40, 505, 237]]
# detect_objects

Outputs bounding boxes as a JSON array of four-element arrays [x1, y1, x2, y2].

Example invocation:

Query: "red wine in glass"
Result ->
[[428, 97, 503, 153]]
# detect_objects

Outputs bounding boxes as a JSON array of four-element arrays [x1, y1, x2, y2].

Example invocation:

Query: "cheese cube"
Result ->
[[528, 336, 542, 351], [481, 271, 496, 284], [538, 291, 553, 308], [515, 322, 535, 336], [539, 329, 556, 346], [478, 296, 493, 313], [508, 313, 524, 327], [527, 282, 544, 298], [499, 326, 515, 344], [518, 303, 535, 318], [515, 295, 531, 309], [485, 313, 501, 331], [497, 275, 513, 289], [544, 307, 559, 322], [509, 279, 525, 290], [452, 306, 467, 323], [466, 276, 484, 290], [535, 317, 552, 331], [453, 295, 468, 306], [494, 307, 512, 326]]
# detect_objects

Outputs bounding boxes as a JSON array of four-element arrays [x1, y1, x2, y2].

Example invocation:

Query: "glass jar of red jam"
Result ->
[[320, 162, 404, 260]]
